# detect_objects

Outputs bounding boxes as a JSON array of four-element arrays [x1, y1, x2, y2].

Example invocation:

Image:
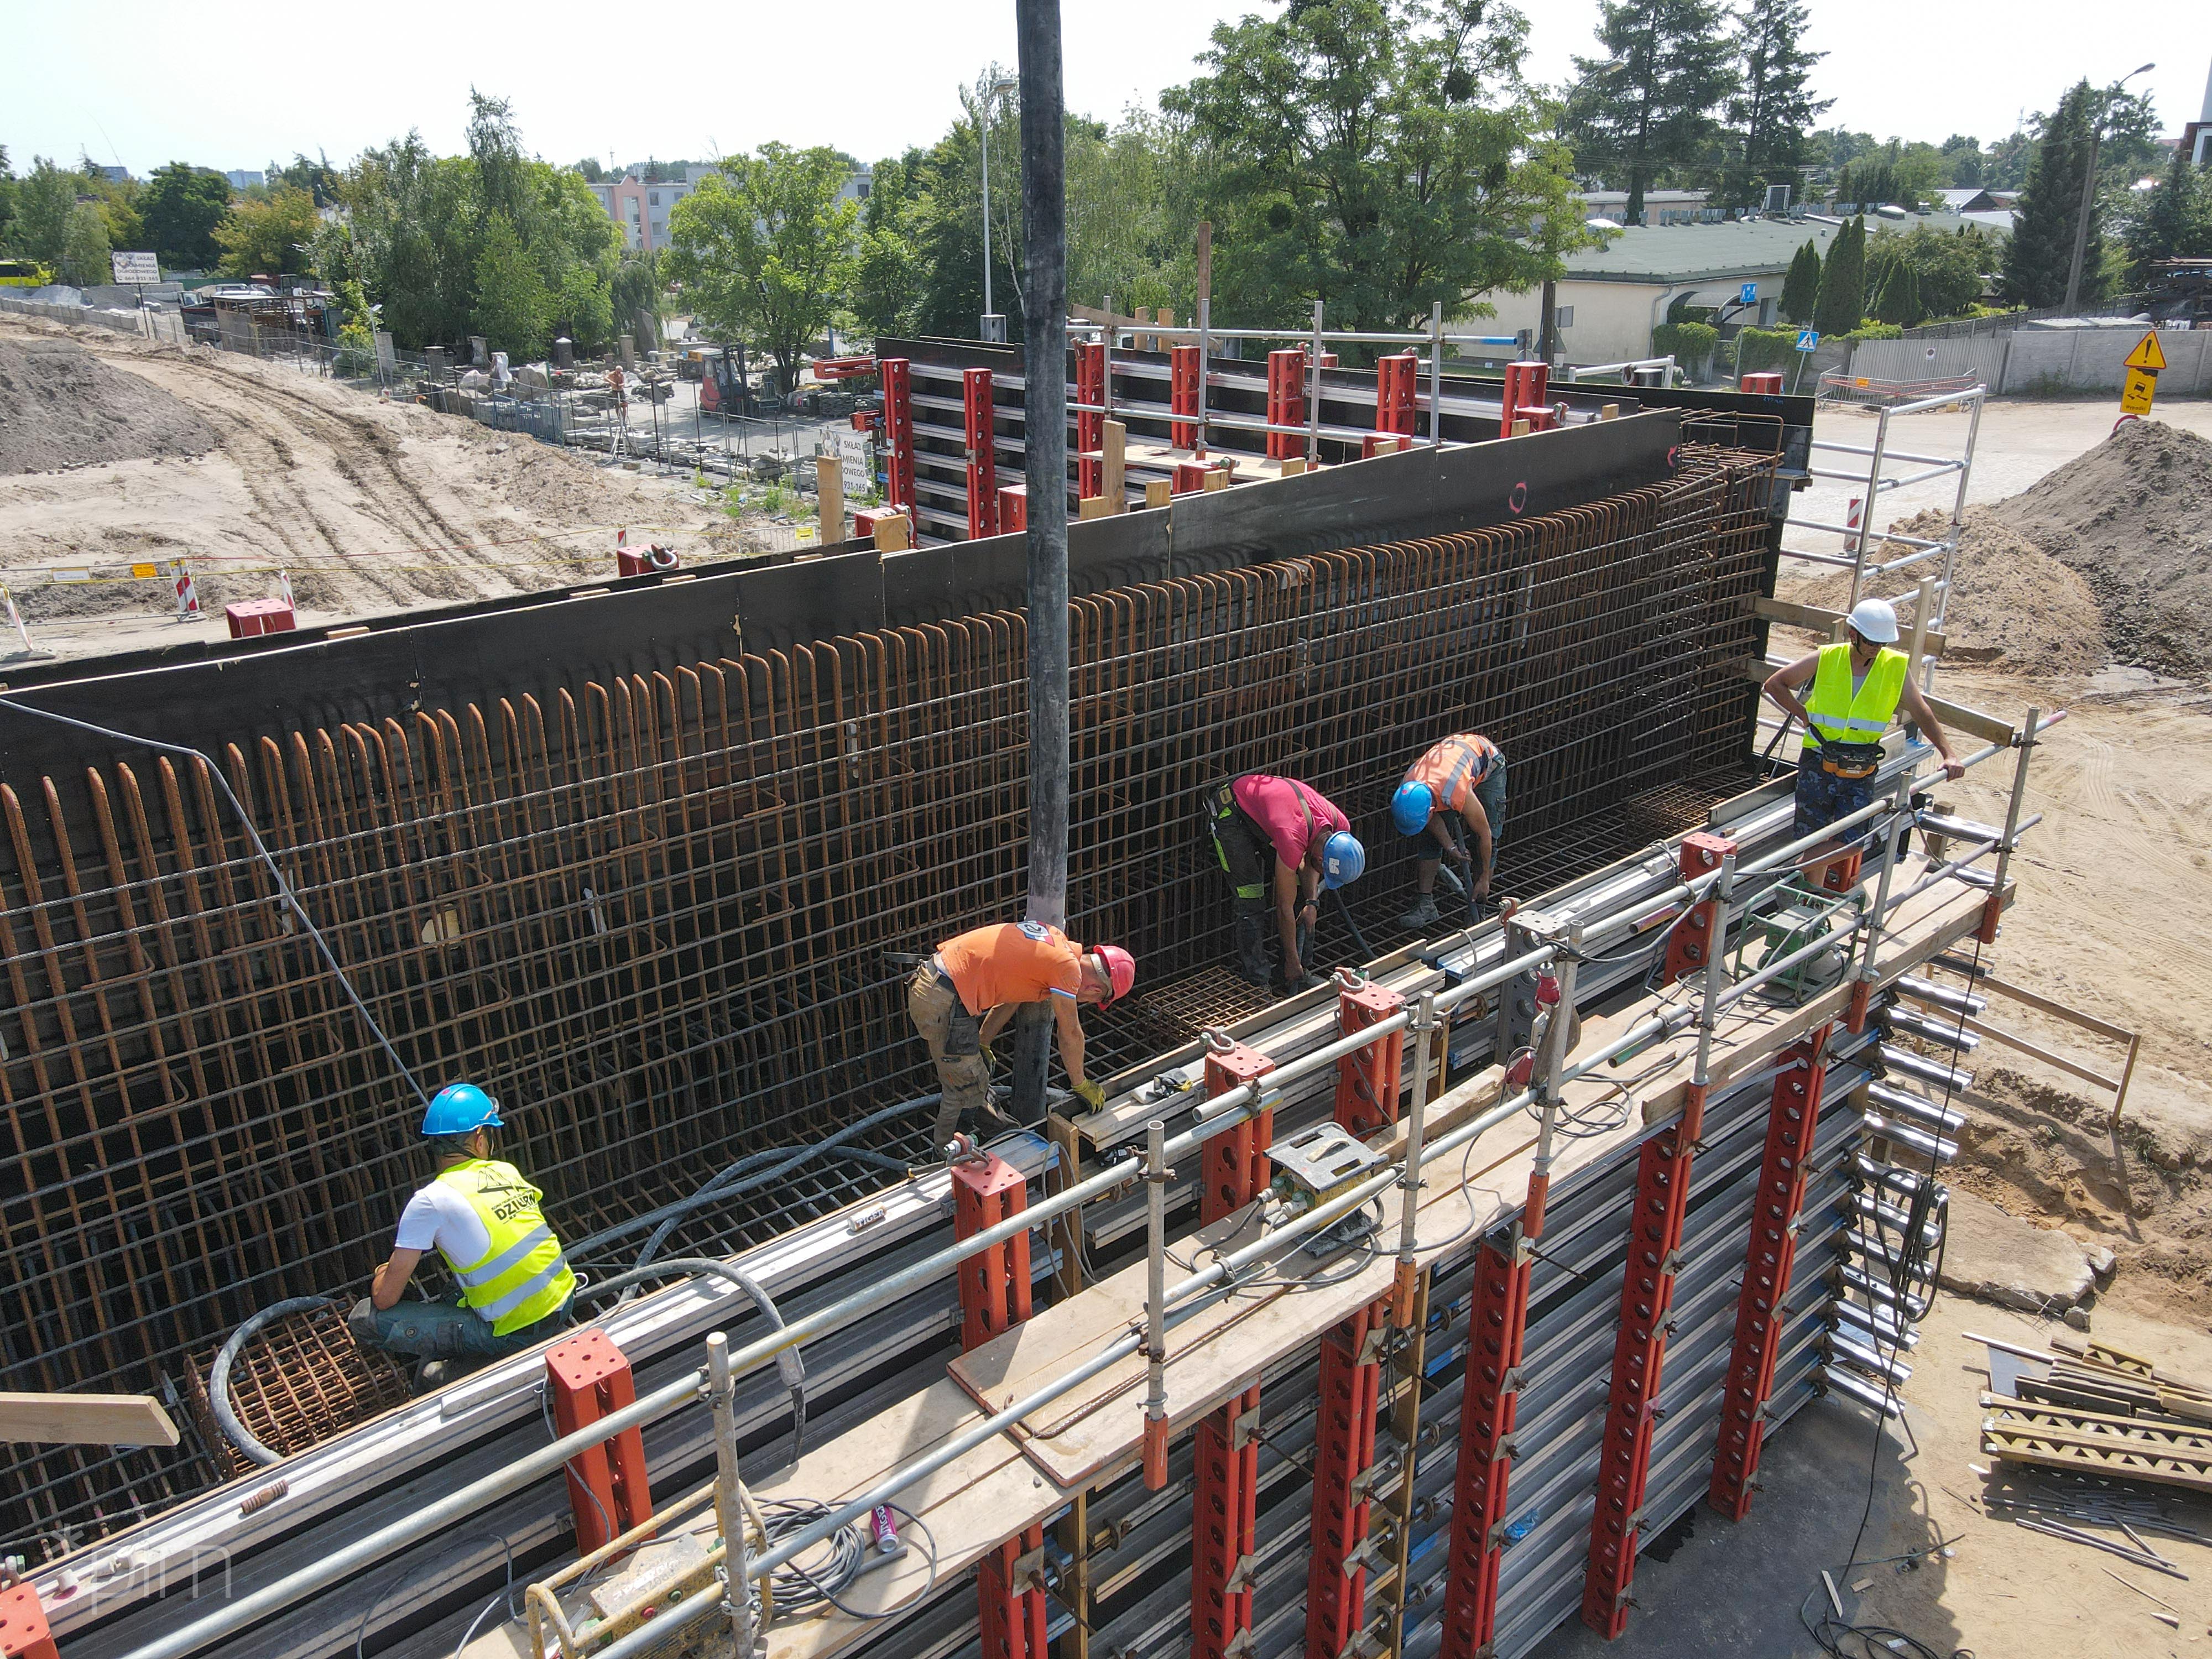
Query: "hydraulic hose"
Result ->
[[208, 1296, 338, 1467], [572, 1259, 809, 1463]]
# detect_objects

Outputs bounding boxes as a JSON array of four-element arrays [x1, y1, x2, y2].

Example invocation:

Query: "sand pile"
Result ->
[[1986, 419, 2212, 676], [0, 337, 216, 475]]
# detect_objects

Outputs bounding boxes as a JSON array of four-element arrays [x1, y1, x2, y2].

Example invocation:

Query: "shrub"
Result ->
[[1733, 326, 1801, 378], [1651, 320, 1719, 376]]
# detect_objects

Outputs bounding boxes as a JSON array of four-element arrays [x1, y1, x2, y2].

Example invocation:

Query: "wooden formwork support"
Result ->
[[1304, 1299, 1390, 1659], [1438, 1229, 1534, 1659], [1708, 1027, 1834, 1520], [1379, 1266, 1433, 1658]]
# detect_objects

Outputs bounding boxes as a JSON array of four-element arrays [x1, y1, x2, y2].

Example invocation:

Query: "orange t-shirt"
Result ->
[[937, 922, 1086, 1016], [1405, 733, 1500, 816]]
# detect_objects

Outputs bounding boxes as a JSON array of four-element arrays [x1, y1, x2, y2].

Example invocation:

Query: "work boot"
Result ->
[[1396, 893, 1442, 932], [415, 1359, 451, 1391], [1232, 901, 1272, 987]]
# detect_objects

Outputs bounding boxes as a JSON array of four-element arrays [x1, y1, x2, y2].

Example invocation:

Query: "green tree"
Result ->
[[2003, 81, 2104, 309], [1937, 134, 1984, 188], [1168, 0, 1593, 333], [1565, 0, 1739, 227], [1779, 238, 1820, 323], [609, 250, 664, 343], [139, 163, 233, 269], [1812, 213, 1865, 336], [665, 143, 860, 392], [1719, 0, 1830, 207], [267, 152, 341, 207], [214, 185, 321, 275], [13, 158, 80, 265], [0, 147, 15, 252], [1866, 253, 1920, 326], [1874, 222, 1998, 319], [575, 158, 606, 184], [60, 201, 112, 286], [2125, 144, 2212, 284], [849, 148, 928, 338], [471, 213, 552, 358]]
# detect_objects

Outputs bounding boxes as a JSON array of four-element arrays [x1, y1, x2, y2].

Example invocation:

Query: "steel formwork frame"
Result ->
[[964, 368, 1000, 542], [1334, 978, 1405, 1138], [1304, 1297, 1389, 1659], [881, 357, 916, 514], [1437, 1227, 1535, 1659], [1076, 340, 1105, 499]]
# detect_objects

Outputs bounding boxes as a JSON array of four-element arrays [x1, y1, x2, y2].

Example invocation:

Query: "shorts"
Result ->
[[1793, 747, 1878, 838], [1400, 763, 1507, 855]]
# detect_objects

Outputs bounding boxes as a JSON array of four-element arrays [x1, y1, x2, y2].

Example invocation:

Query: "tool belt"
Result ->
[[1808, 739, 1883, 780]]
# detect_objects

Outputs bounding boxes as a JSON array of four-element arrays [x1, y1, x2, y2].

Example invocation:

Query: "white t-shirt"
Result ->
[[394, 1178, 494, 1271]]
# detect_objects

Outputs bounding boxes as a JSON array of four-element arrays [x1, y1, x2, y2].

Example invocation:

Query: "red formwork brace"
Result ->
[[1820, 847, 1865, 895], [1173, 459, 1212, 494], [879, 357, 916, 518], [1377, 352, 1420, 437], [997, 484, 1027, 534], [1437, 1147, 1548, 1659], [546, 1328, 654, 1554], [1304, 1296, 1390, 1659], [954, 1149, 1048, 1659], [1740, 371, 1786, 394], [1076, 338, 1105, 499], [223, 598, 296, 639], [1499, 361, 1550, 439], [0, 1583, 59, 1659], [1708, 1027, 1834, 1520], [1334, 978, 1405, 1137], [1579, 1095, 1707, 1637], [963, 367, 999, 541], [1660, 832, 1740, 985], [1191, 1036, 1274, 1659], [1171, 342, 1202, 450], [1266, 347, 1306, 460]]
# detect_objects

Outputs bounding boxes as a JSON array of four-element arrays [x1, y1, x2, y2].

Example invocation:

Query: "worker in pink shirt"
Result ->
[[1201, 773, 1366, 992]]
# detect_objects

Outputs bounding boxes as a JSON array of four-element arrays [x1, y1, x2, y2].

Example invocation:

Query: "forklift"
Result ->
[[700, 342, 756, 419]]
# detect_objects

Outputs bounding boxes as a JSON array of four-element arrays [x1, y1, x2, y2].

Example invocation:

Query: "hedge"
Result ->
[[1733, 326, 1800, 378], [1651, 320, 1719, 374]]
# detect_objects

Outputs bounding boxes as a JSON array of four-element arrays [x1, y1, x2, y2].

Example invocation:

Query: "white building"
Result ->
[[587, 164, 873, 253]]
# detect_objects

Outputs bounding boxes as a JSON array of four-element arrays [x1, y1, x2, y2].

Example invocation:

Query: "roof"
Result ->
[[1578, 189, 1710, 207], [1561, 211, 2010, 284], [1937, 187, 1998, 212]]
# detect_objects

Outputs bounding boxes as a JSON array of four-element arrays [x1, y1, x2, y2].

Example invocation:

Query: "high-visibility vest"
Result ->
[[1804, 642, 1906, 748], [1405, 733, 1500, 815], [432, 1160, 576, 1335]]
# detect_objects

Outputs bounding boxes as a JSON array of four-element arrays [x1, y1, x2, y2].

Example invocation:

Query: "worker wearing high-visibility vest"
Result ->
[[1762, 598, 1964, 881], [353, 1083, 576, 1384], [908, 922, 1137, 1145], [1202, 774, 1366, 993], [1390, 732, 1506, 931]]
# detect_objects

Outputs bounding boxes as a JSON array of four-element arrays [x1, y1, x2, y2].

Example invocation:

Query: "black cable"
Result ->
[[751, 1498, 938, 1620], [0, 695, 431, 1108]]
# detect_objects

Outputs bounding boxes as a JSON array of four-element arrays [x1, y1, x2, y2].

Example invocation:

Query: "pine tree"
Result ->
[[1566, 0, 1739, 227], [1813, 215, 1865, 336], [1868, 256, 1920, 326], [2002, 81, 2104, 310], [1721, 0, 1832, 207], [2125, 144, 2212, 285], [1780, 239, 1820, 323]]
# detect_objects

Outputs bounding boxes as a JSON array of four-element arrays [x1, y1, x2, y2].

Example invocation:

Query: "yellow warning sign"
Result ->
[[2121, 367, 2158, 416], [2123, 331, 2167, 372], [129, 563, 158, 579]]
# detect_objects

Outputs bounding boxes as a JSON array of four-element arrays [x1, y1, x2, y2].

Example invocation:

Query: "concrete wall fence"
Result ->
[[1845, 325, 2211, 398]]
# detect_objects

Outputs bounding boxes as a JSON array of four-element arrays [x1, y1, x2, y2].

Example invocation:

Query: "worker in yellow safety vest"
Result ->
[[1762, 598, 1964, 884], [352, 1083, 576, 1384]]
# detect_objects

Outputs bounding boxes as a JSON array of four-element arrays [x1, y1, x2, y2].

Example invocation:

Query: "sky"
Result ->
[[3, 1, 2207, 180]]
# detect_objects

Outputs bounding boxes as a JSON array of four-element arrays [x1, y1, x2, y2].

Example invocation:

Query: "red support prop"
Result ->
[[546, 1329, 654, 1555], [0, 1584, 59, 1659], [1191, 1381, 1262, 1659], [1173, 460, 1212, 495], [1499, 361, 1550, 439], [1739, 371, 1786, 394], [1201, 1037, 1275, 1224], [879, 357, 915, 518], [1437, 1228, 1535, 1659], [1376, 352, 1419, 436], [1334, 979, 1405, 1137], [1661, 832, 1739, 986], [1266, 348, 1306, 460], [1305, 1298, 1390, 1659], [997, 484, 1027, 534], [1708, 1027, 1833, 1520], [952, 1150, 1032, 1352], [977, 1528, 1050, 1659], [1820, 847, 1864, 894], [1171, 343, 1202, 450], [963, 367, 999, 542], [1580, 1116, 1701, 1638], [1076, 339, 1105, 499]]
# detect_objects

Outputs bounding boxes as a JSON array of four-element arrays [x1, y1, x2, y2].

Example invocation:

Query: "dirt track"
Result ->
[[0, 315, 727, 658]]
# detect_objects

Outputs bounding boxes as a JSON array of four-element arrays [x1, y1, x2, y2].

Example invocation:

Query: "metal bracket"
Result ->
[[1229, 1403, 1262, 1449], [1011, 1541, 1050, 1585], [1222, 1631, 1259, 1659], [1223, 1553, 1261, 1595], [1355, 1324, 1392, 1367], [1343, 1532, 1392, 1578]]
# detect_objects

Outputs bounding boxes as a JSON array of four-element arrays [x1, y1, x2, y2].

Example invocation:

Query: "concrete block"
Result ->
[[1937, 1188, 2096, 1313]]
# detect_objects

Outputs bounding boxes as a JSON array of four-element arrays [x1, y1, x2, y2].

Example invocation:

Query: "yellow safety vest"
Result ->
[[1804, 642, 1906, 749], [432, 1160, 576, 1335]]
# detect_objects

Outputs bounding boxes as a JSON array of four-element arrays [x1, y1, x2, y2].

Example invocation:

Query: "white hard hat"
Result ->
[[1847, 598, 1900, 644]]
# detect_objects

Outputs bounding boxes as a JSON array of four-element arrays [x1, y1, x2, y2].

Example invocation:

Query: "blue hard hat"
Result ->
[[1321, 831, 1366, 890], [1391, 780, 1436, 837], [422, 1082, 503, 1138]]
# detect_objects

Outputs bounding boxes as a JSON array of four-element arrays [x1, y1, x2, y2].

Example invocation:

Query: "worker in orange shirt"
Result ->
[[907, 921, 1137, 1145], [1390, 732, 1505, 931]]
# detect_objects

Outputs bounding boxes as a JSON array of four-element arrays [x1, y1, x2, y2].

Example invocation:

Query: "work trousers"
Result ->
[[352, 1293, 571, 1362], [1202, 786, 1278, 985], [908, 962, 989, 1146]]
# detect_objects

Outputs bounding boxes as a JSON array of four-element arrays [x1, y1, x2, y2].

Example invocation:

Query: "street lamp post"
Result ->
[[978, 75, 1020, 342], [2064, 62, 2154, 315]]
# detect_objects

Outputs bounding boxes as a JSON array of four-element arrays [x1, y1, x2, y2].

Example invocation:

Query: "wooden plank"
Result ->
[[1756, 596, 1947, 655], [0, 1391, 179, 1447], [1923, 691, 2014, 748], [1952, 1014, 2122, 1094], [1975, 974, 2137, 1046]]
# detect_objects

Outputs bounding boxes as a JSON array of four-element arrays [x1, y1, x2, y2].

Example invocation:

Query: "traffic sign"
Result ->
[[2123, 331, 2167, 372], [2120, 330, 2163, 416], [1740, 282, 1759, 306], [1795, 330, 1819, 352]]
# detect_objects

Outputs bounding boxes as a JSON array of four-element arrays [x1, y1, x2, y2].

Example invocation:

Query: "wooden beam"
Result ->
[[0, 1390, 180, 1447], [816, 455, 844, 547], [1103, 420, 1125, 513], [1755, 596, 1947, 655]]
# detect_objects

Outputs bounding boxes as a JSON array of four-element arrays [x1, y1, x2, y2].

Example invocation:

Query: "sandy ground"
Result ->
[[0, 314, 740, 660]]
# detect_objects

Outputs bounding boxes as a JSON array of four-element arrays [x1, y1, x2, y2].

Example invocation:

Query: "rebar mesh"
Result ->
[[0, 444, 1775, 1551]]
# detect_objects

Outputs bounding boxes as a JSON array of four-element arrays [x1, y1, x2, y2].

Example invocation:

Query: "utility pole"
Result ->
[[1011, 0, 1069, 1128], [978, 75, 1020, 343], [2065, 63, 2154, 315]]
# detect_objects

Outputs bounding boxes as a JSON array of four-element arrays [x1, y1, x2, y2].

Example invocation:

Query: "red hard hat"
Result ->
[[1094, 945, 1136, 1008]]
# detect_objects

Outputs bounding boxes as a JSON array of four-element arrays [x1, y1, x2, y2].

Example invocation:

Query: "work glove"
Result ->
[[1073, 1079, 1107, 1111], [979, 1042, 997, 1071]]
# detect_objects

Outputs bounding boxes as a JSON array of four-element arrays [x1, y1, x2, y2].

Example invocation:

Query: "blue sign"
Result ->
[[1740, 282, 1759, 306], [1796, 329, 1820, 352]]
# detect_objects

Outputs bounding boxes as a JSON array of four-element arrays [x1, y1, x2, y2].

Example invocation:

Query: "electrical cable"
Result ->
[[0, 695, 431, 1108], [750, 1498, 938, 1620], [351, 1530, 513, 1659]]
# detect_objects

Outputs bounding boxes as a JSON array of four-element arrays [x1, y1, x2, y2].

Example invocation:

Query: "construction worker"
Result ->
[[1390, 732, 1506, 930], [1763, 597, 1965, 883], [352, 1083, 576, 1381], [908, 922, 1136, 1145], [1202, 774, 1365, 993]]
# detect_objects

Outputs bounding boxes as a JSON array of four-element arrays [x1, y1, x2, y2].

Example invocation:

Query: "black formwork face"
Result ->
[[0, 437, 1776, 1552]]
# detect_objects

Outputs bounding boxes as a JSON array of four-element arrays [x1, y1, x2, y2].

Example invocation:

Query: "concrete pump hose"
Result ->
[[210, 1296, 338, 1467], [573, 1259, 808, 1460]]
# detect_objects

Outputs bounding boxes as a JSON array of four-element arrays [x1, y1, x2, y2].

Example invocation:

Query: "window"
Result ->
[[1554, 306, 1574, 330], [650, 191, 660, 206]]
